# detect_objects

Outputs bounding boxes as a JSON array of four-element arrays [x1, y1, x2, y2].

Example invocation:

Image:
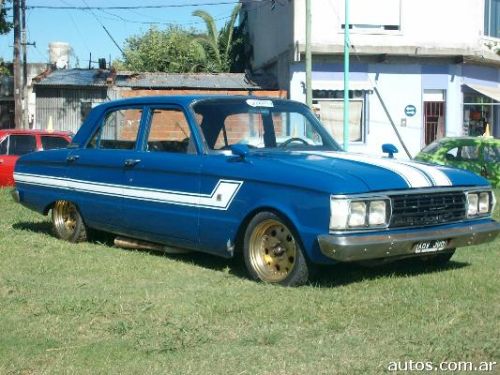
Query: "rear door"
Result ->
[[63, 106, 143, 233], [0, 134, 37, 186]]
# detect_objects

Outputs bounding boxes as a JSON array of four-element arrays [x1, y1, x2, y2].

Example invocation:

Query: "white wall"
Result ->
[[294, 0, 485, 53]]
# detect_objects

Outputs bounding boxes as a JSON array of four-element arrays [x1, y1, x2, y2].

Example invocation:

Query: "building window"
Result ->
[[463, 91, 495, 137], [484, 0, 499, 38], [340, 0, 401, 33], [313, 90, 365, 143]]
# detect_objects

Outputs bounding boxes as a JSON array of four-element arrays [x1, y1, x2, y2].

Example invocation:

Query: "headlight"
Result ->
[[466, 190, 494, 218], [368, 200, 387, 226], [348, 201, 366, 227], [330, 196, 390, 231]]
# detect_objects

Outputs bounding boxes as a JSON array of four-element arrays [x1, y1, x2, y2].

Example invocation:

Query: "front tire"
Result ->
[[51, 200, 88, 243], [243, 212, 309, 286]]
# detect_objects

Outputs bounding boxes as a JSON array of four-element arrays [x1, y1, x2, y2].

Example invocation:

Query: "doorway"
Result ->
[[423, 90, 446, 145]]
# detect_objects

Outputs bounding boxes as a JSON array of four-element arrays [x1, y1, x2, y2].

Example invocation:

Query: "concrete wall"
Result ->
[[294, 0, 486, 53], [242, 0, 294, 69]]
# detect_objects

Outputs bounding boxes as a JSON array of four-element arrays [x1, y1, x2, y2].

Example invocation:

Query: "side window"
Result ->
[[146, 108, 193, 154], [459, 145, 479, 160], [484, 145, 500, 162], [88, 108, 142, 150], [41, 136, 70, 150], [445, 147, 458, 160], [214, 113, 264, 149], [0, 137, 7, 155], [8, 135, 37, 155]]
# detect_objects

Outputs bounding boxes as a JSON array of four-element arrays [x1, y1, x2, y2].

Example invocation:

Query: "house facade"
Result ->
[[242, 0, 500, 157]]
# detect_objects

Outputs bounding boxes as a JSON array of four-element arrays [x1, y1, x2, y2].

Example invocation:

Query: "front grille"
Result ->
[[389, 191, 467, 228]]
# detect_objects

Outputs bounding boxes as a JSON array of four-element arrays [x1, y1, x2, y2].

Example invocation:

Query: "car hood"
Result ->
[[243, 150, 489, 194]]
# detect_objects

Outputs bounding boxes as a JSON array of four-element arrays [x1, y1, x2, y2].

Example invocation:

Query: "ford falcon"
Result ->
[[11, 96, 500, 286]]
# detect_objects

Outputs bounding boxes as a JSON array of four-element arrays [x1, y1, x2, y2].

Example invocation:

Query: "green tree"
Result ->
[[193, 4, 242, 72], [0, 0, 13, 35], [119, 26, 208, 73]]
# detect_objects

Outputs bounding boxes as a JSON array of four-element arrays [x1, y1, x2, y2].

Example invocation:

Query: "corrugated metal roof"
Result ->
[[34, 69, 278, 90], [115, 72, 277, 90], [34, 69, 110, 87]]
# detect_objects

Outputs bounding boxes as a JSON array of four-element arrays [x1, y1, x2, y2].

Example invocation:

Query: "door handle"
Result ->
[[66, 155, 79, 162], [124, 159, 141, 167], [0, 159, 3, 164]]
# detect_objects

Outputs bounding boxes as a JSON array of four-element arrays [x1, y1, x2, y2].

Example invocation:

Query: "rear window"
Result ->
[[41, 136, 69, 150]]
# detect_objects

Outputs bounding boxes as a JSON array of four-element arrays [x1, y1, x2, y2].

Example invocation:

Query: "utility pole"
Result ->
[[305, 0, 312, 108], [343, 0, 350, 151], [13, 0, 22, 129], [21, 0, 28, 129]]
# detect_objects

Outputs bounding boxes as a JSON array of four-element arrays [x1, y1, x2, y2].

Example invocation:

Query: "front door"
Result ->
[[123, 106, 201, 249], [424, 101, 445, 145]]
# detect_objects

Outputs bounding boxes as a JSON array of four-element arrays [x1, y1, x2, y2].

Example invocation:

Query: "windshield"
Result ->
[[191, 98, 341, 152]]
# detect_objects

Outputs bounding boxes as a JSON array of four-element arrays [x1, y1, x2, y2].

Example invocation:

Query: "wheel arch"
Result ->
[[233, 205, 306, 256]]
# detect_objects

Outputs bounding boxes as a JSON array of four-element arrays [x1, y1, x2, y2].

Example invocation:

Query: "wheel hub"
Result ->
[[248, 219, 298, 282]]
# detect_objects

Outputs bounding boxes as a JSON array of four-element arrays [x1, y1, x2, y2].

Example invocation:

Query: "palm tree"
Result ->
[[193, 4, 241, 72]]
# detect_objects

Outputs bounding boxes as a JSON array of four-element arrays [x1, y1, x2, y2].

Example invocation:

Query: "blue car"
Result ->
[[12, 96, 500, 286]]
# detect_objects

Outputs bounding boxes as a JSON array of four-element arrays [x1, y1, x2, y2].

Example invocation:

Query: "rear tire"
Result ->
[[243, 212, 309, 286], [51, 200, 88, 243]]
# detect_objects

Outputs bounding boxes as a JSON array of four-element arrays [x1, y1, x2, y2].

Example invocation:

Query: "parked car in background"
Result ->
[[11, 96, 500, 286], [0, 129, 71, 186], [415, 137, 500, 187]]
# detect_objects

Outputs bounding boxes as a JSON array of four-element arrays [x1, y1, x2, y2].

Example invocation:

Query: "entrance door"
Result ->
[[423, 90, 446, 146]]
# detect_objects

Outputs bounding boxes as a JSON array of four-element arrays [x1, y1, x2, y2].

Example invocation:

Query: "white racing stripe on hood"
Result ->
[[304, 151, 436, 188], [397, 160, 452, 186]]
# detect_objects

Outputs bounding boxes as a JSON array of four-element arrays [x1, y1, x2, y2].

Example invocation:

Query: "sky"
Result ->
[[0, 0, 240, 67]]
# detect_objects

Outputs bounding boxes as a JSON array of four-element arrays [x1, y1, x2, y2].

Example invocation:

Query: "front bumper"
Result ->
[[318, 220, 500, 262]]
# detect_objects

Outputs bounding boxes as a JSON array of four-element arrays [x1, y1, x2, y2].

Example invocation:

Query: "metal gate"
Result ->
[[424, 101, 445, 145]]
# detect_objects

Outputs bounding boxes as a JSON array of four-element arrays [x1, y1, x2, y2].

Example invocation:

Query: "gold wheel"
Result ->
[[248, 218, 297, 283], [52, 200, 87, 242]]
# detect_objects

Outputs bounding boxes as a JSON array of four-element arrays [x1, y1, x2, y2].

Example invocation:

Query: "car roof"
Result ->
[[438, 136, 499, 144], [0, 129, 72, 137], [92, 95, 297, 110]]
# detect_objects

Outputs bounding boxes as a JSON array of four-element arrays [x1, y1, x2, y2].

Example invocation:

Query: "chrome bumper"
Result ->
[[318, 221, 500, 262]]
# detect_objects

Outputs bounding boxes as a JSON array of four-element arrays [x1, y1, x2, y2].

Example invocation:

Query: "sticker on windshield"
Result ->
[[246, 99, 274, 108]]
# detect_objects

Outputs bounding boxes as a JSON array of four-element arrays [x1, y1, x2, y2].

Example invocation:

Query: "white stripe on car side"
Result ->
[[13, 172, 243, 210], [304, 152, 452, 188]]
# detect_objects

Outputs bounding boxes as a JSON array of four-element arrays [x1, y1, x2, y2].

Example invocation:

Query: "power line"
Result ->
[[20, 1, 262, 11], [80, 0, 124, 55]]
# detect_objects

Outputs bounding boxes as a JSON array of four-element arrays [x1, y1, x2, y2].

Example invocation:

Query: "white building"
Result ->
[[242, 0, 500, 157]]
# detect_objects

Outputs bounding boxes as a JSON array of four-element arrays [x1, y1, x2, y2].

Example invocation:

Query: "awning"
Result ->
[[312, 80, 373, 91], [464, 83, 500, 102]]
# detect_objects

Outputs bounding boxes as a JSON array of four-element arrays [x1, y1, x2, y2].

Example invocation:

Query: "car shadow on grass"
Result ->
[[311, 259, 470, 288], [12, 221, 53, 236], [11, 221, 470, 287]]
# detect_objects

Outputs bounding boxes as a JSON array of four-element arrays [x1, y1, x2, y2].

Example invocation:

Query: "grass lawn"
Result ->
[[0, 188, 499, 374]]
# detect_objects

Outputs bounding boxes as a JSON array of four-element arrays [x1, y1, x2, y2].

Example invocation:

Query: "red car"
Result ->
[[0, 129, 72, 186]]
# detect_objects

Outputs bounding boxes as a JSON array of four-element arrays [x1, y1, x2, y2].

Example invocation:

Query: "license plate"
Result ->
[[414, 240, 448, 254]]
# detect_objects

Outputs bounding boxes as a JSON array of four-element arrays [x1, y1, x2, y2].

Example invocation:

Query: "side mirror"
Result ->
[[382, 143, 399, 159], [230, 144, 250, 159]]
